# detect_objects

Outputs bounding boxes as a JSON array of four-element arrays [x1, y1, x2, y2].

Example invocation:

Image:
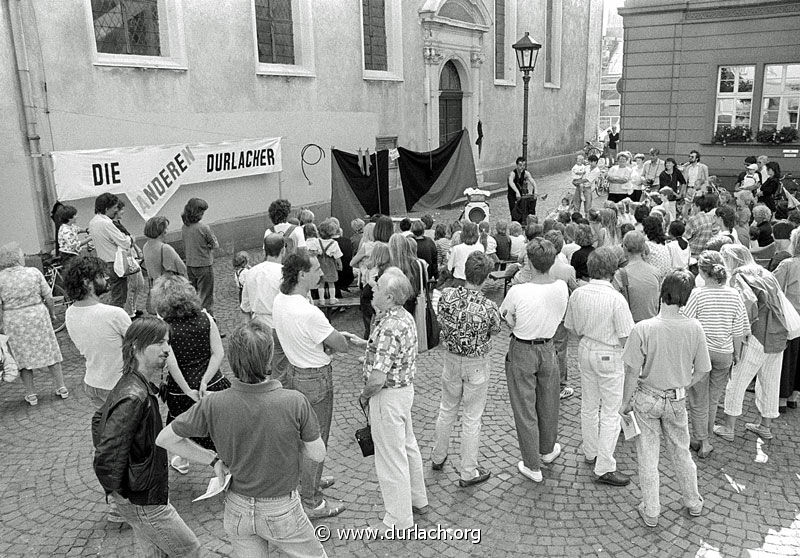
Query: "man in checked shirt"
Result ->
[[431, 252, 501, 487]]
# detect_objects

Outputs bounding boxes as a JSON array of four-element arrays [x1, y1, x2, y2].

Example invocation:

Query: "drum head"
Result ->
[[468, 205, 487, 223]]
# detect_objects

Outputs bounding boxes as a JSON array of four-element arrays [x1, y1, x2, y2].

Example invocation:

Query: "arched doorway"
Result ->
[[439, 60, 463, 146]]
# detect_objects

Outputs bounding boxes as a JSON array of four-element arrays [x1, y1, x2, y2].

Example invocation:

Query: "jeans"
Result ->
[[105, 261, 128, 309], [110, 493, 201, 557], [505, 337, 560, 471], [187, 265, 215, 315], [632, 385, 703, 518], [270, 329, 291, 386], [369, 386, 428, 529], [553, 322, 569, 386], [577, 339, 624, 476], [224, 491, 327, 558], [724, 337, 782, 419], [283, 364, 333, 509], [687, 350, 732, 441], [432, 352, 491, 480]]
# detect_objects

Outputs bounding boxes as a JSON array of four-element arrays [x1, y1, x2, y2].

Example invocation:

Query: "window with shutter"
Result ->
[[255, 0, 295, 65], [362, 0, 387, 71]]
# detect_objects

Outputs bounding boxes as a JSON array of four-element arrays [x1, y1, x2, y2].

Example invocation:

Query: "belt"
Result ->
[[231, 489, 297, 502], [637, 383, 686, 401], [512, 335, 552, 345]]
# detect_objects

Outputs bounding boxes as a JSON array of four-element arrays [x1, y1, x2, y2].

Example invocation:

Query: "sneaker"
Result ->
[[637, 503, 658, 528], [24, 394, 38, 406], [459, 469, 491, 488], [559, 386, 575, 400], [170, 456, 189, 475], [305, 499, 346, 519], [412, 504, 430, 515], [745, 422, 774, 440], [541, 443, 562, 464], [517, 461, 543, 482], [107, 513, 127, 524], [431, 455, 448, 471], [713, 424, 735, 442], [688, 502, 703, 517], [55, 386, 69, 399], [319, 476, 336, 490]]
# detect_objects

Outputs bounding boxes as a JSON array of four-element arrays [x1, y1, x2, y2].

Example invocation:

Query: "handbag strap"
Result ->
[[357, 399, 370, 425]]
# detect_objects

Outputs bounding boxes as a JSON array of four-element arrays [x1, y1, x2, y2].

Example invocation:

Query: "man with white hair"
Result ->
[[757, 155, 770, 185], [351, 267, 429, 528]]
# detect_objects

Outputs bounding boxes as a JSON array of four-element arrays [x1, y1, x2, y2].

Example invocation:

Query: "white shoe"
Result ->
[[517, 461, 543, 482], [541, 443, 562, 464]]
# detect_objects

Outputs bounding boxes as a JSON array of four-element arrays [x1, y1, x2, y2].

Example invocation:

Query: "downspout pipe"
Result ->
[[6, 0, 53, 253]]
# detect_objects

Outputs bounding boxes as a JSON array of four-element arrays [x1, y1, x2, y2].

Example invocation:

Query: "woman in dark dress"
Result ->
[[151, 274, 229, 474], [759, 161, 782, 214], [570, 224, 596, 282]]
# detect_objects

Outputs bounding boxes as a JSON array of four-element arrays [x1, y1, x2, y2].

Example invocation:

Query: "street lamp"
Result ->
[[512, 32, 542, 164]]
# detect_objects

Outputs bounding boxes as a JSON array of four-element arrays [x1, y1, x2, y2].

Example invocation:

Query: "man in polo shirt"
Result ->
[[565, 247, 635, 487], [273, 252, 351, 519], [157, 320, 328, 557], [240, 233, 290, 383], [88, 193, 132, 308], [500, 238, 569, 483]]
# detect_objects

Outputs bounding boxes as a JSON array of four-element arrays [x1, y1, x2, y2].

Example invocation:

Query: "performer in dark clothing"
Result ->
[[508, 157, 536, 219]]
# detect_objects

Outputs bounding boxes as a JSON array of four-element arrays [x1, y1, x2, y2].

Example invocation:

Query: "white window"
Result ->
[[252, 0, 315, 77], [761, 63, 800, 131], [544, 0, 562, 88], [86, 0, 187, 69], [493, 0, 517, 86], [714, 65, 754, 131], [360, 0, 403, 81]]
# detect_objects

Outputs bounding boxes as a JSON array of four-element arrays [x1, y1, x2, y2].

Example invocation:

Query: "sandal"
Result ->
[[713, 424, 734, 442], [55, 386, 69, 399], [745, 422, 773, 440], [24, 394, 38, 406]]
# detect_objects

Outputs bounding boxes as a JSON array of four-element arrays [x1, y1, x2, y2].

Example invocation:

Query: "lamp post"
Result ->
[[512, 32, 542, 165]]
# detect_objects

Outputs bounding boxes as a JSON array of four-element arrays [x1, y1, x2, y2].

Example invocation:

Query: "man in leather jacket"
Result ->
[[92, 317, 201, 556]]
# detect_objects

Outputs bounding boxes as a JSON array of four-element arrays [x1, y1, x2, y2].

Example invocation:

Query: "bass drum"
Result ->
[[465, 201, 490, 223]]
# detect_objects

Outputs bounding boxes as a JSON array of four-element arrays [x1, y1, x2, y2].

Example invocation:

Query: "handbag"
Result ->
[[778, 290, 800, 340], [0, 334, 19, 383], [354, 401, 374, 457], [113, 245, 141, 277]]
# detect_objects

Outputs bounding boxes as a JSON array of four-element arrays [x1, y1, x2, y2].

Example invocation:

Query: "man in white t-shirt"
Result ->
[[63, 254, 131, 523], [240, 233, 291, 383], [64, 255, 131, 406], [273, 251, 353, 519], [500, 238, 569, 484], [265, 198, 306, 253]]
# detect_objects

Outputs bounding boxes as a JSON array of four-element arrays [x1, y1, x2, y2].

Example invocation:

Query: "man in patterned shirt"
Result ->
[[354, 267, 428, 529], [431, 252, 501, 488], [685, 194, 719, 256]]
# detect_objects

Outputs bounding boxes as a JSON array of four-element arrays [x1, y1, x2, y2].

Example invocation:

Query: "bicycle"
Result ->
[[41, 254, 72, 333], [583, 140, 603, 159]]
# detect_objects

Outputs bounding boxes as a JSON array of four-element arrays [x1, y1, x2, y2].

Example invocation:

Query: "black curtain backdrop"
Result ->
[[330, 149, 389, 238], [398, 129, 478, 212]]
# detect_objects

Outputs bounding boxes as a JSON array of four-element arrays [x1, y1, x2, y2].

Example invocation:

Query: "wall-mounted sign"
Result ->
[[52, 137, 282, 219]]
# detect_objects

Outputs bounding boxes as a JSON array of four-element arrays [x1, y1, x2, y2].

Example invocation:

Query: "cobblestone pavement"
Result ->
[[2, 171, 799, 557]]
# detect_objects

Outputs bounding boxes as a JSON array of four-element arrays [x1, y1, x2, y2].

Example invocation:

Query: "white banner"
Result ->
[[52, 137, 282, 219]]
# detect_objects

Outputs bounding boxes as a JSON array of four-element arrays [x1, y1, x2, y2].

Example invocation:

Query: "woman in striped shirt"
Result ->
[[683, 251, 749, 457]]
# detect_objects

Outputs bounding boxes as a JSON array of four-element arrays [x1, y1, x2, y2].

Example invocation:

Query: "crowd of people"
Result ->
[[1, 144, 800, 555]]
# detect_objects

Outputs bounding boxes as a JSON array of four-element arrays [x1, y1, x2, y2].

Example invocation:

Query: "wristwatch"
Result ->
[[209, 456, 219, 468]]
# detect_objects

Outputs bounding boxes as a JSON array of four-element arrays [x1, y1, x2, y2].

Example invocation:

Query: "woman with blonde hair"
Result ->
[[350, 222, 377, 287], [606, 151, 633, 203], [597, 208, 620, 247], [0, 244, 67, 405], [360, 242, 391, 339], [151, 274, 229, 473], [773, 227, 800, 410], [389, 233, 422, 315], [715, 243, 785, 441], [683, 251, 749, 458]]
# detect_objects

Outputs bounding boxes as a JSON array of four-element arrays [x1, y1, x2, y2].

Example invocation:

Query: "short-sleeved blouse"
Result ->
[[607, 165, 632, 195]]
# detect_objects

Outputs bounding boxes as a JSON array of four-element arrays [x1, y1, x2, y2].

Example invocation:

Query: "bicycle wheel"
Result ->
[[50, 281, 70, 333]]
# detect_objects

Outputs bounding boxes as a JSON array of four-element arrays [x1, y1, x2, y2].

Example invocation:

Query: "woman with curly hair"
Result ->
[[0, 243, 67, 406], [151, 274, 229, 473]]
